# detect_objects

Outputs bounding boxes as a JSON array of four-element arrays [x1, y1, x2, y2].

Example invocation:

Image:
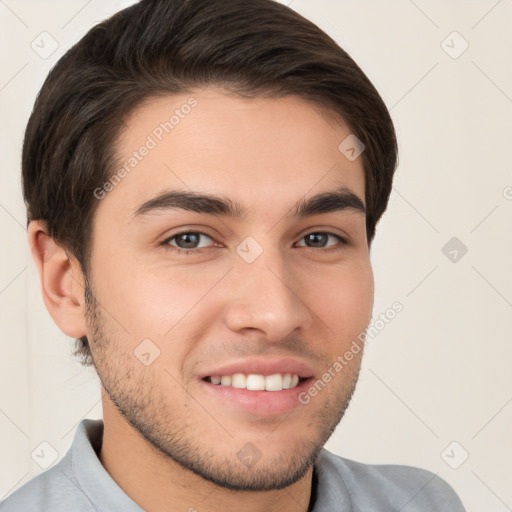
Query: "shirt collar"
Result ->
[[67, 419, 352, 512], [309, 448, 353, 511], [66, 418, 144, 511]]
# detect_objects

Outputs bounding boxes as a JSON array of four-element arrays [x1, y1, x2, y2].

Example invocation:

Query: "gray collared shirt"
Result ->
[[0, 419, 465, 511]]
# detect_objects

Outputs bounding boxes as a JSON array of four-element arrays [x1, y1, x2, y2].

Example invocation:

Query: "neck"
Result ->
[[99, 400, 314, 512]]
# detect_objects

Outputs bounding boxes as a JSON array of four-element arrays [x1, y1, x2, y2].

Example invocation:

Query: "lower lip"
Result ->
[[199, 377, 314, 416]]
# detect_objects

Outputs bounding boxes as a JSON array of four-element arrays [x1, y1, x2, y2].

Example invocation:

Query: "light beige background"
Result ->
[[1, 1, 511, 510]]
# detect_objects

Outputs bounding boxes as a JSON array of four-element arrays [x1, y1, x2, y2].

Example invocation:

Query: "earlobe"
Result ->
[[27, 220, 88, 338]]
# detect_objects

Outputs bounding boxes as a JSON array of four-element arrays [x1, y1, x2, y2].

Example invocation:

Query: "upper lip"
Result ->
[[198, 357, 315, 379]]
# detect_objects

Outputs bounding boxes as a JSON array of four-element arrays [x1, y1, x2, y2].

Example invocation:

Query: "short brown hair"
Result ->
[[22, 0, 398, 365]]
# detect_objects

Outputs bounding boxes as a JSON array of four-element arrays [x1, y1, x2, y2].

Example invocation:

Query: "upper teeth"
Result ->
[[208, 373, 300, 391]]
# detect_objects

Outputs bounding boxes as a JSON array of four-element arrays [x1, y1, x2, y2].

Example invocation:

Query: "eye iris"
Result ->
[[306, 233, 328, 247], [177, 233, 200, 248]]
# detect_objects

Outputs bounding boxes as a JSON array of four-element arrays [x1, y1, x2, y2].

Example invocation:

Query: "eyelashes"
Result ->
[[162, 230, 215, 252], [160, 230, 348, 255]]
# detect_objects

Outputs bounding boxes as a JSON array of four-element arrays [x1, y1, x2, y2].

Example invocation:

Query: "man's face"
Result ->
[[85, 88, 373, 490]]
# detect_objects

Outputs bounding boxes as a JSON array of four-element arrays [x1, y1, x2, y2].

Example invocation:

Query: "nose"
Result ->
[[223, 246, 313, 343]]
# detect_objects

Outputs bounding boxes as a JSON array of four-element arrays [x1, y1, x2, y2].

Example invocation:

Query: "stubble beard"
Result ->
[[83, 279, 362, 491]]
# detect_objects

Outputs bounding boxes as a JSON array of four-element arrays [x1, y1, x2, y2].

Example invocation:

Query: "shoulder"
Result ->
[[0, 460, 96, 512], [0, 420, 103, 512], [315, 449, 466, 511]]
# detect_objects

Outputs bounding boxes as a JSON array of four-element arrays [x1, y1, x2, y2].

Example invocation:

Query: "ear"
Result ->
[[27, 220, 88, 338]]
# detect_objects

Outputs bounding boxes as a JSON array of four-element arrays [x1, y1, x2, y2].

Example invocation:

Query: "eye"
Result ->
[[160, 230, 347, 255], [295, 232, 347, 252], [161, 230, 215, 253]]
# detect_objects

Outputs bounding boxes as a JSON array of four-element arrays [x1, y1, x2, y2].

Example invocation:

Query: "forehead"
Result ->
[[98, 88, 365, 223]]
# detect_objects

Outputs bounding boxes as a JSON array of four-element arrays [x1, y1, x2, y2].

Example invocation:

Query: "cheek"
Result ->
[[92, 263, 225, 351], [307, 260, 373, 338], [90, 240, 373, 355]]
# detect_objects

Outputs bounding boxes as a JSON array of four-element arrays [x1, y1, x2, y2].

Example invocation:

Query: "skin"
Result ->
[[28, 88, 374, 512]]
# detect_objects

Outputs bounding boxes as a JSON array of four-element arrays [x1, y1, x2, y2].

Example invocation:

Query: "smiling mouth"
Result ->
[[202, 373, 308, 391]]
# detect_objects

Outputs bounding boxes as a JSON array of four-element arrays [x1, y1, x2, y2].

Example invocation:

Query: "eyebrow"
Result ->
[[129, 185, 365, 222]]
